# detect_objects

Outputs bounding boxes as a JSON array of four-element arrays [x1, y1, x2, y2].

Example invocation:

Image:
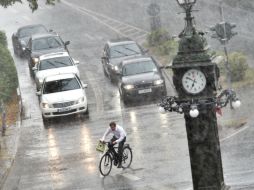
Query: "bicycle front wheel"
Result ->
[[121, 146, 132, 168], [99, 153, 112, 176]]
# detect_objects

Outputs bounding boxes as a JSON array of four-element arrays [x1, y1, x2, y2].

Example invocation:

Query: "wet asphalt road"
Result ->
[[0, 1, 254, 189]]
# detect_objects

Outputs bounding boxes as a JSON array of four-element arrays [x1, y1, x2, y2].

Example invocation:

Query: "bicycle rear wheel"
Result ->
[[121, 146, 132, 168], [99, 153, 112, 176]]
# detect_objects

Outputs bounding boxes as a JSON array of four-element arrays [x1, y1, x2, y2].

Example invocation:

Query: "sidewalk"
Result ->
[[0, 121, 21, 189]]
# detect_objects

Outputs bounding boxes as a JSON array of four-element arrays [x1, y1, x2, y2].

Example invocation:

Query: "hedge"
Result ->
[[0, 31, 18, 102]]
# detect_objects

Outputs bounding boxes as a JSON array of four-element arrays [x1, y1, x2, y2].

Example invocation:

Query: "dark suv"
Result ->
[[25, 33, 70, 78], [118, 56, 167, 104], [12, 24, 49, 57], [101, 38, 146, 83]]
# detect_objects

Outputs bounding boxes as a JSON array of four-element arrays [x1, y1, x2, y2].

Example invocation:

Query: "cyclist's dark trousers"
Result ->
[[110, 136, 126, 164]]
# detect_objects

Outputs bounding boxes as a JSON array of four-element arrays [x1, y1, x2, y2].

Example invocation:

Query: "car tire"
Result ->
[[121, 92, 128, 105], [42, 115, 50, 128]]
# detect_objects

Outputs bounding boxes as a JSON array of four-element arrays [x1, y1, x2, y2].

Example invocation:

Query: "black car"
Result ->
[[12, 24, 49, 57], [118, 56, 167, 104], [25, 33, 70, 78], [101, 38, 146, 83]]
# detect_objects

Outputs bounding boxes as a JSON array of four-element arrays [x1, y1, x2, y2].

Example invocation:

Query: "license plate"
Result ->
[[57, 107, 71, 112], [138, 88, 152, 94]]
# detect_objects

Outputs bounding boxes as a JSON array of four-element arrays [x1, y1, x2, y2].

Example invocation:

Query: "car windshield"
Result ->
[[122, 60, 157, 76], [43, 77, 80, 94], [18, 26, 47, 38], [39, 56, 73, 71], [110, 43, 142, 58], [32, 36, 63, 51]]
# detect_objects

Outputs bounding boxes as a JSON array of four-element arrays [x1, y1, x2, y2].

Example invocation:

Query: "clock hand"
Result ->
[[186, 77, 197, 83]]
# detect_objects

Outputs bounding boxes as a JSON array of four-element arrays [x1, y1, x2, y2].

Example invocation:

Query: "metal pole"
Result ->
[[220, 3, 232, 90]]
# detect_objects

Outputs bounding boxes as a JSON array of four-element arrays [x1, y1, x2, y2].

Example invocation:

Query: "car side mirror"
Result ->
[[73, 59, 79, 65], [36, 91, 41, 96], [82, 82, 88, 88], [65, 41, 70, 46], [25, 47, 31, 52], [144, 49, 149, 53]]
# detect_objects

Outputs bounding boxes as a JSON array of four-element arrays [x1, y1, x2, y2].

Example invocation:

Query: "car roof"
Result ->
[[45, 73, 76, 82], [31, 32, 59, 40], [107, 38, 137, 47], [39, 52, 70, 60], [122, 56, 152, 65], [18, 24, 47, 31]]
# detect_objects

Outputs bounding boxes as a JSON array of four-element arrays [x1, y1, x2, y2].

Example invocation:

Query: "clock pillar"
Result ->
[[171, 1, 228, 189]]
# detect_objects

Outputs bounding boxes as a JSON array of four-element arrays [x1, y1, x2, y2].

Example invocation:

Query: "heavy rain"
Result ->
[[0, 0, 254, 189]]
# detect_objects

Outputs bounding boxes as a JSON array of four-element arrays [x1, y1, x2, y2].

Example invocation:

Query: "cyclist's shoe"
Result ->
[[114, 160, 118, 166], [117, 163, 122, 168]]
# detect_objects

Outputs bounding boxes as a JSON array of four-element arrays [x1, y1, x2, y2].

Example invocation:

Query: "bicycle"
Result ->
[[99, 142, 133, 176]]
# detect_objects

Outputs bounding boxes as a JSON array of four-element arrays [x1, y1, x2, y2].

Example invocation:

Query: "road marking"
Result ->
[[61, 0, 148, 41], [121, 173, 141, 181], [220, 125, 249, 142], [86, 71, 104, 114]]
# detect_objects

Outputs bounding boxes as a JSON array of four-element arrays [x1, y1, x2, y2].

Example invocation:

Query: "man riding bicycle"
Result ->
[[100, 121, 127, 168]]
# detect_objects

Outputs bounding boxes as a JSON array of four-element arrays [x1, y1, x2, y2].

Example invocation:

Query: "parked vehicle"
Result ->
[[12, 24, 49, 57], [101, 38, 146, 83], [118, 56, 166, 104], [25, 33, 70, 78], [37, 73, 88, 123], [33, 52, 80, 90]]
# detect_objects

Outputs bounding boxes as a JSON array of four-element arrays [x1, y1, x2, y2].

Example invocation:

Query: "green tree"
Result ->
[[0, 0, 57, 12], [0, 31, 18, 102], [228, 52, 248, 82]]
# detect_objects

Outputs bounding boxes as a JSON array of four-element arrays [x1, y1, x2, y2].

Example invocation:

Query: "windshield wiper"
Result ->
[[124, 47, 140, 55], [55, 61, 71, 67], [112, 49, 128, 56]]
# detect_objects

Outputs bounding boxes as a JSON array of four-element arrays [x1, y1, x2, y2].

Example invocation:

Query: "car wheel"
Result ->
[[42, 116, 50, 128], [121, 92, 128, 105]]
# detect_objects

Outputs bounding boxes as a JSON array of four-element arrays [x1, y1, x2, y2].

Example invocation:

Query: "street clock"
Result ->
[[182, 69, 206, 94]]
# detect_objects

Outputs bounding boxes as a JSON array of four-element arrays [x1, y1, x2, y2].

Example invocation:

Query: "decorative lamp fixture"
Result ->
[[189, 105, 199, 118], [176, 0, 196, 10], [232, 99, 241, 109], [159, 89, 240, 116]]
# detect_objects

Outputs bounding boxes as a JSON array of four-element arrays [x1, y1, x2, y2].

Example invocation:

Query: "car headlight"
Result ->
[[76, 97, 85, 104], [32, 58, 39, 65], [154, 79, 164, 85], [112, 65, 118, 71], [42, 103, 50, 109], [39, 78, 44, 84], [123, 84, 134, 90]]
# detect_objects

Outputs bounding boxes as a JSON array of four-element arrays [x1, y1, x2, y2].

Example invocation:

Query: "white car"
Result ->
[[37, 73, 88, 122], [33, 52, 80, 90]]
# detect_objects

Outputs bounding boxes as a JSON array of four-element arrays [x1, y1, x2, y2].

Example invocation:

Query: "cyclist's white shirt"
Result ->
[[101, 125, 126, 144]]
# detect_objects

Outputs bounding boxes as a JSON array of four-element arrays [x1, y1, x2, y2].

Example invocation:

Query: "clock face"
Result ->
[[182, 69, 206, 94]]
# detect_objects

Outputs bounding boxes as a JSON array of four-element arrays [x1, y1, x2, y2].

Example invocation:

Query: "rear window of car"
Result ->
[[39, 56, 73, 70], [32, 36, 63, 51], [109, 43, 142, 58], [122, 60, 157, 76], [18, 26, 47, 38], [43, 77, 81, 94]]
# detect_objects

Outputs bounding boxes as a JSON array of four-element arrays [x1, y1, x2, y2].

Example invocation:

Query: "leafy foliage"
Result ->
[[0, 0, 57, 12], [228, 52, 248, 82], [0, 31, 18, 102], [147, 28, 178, 57]]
